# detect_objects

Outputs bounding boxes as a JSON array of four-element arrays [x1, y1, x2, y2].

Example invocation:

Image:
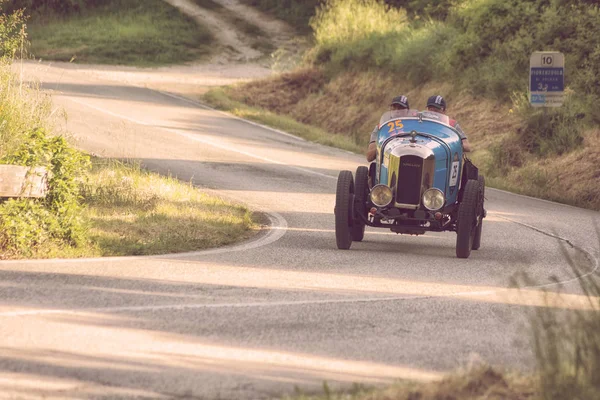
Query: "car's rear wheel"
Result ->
[[352, 166, 369, 241], [335, 170, 354, 249], [456, 179, 479, 258], [472, 175, 485, 250]]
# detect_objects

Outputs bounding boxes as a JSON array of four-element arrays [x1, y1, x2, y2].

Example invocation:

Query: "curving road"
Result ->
[[1, 62, 599, 399]]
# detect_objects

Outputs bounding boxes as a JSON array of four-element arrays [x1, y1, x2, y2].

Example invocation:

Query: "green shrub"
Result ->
[[506, 89, 586, 157], [385, 0, 458, 20], [0, 129, 91, 254], [3, 0, 110, 15], [0, 5, 26, 60], [311, 0, 408, 51], [0, 199, 56, 257], [309, 0, 454, 84], [488, 135, 525, 174], [517, 110, 584, 157]]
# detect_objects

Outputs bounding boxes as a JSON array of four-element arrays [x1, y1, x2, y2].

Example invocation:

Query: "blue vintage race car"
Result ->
[[334, 109, 485, 258]]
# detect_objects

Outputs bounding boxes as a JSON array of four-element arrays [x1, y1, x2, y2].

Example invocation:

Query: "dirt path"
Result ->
[[163, 0, 295, 63], [164, 0, 262, 62], [208, 0, 294, 50]]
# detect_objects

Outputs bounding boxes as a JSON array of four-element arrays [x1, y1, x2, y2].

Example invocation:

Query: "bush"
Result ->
[[311, 0, 408, 52], [385, 0, 458, 20], [0, 129, 91, 253], [0, 199, 56, 257], [488, 135, 525, 174], [2, 0, 109, 15], [517, 109, 584, 157], [309, 0, 454, 84], [0, 5, 26, 60]]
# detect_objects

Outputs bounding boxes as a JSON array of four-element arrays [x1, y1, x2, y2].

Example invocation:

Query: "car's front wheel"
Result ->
[[352, 166, 369, 241], [335, 170, 354, 249], [456, 179, 480, 258], [472, 175, 485, 250]]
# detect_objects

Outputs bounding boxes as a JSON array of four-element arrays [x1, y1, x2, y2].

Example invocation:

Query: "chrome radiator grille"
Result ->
[[396, 155, 423, 205]]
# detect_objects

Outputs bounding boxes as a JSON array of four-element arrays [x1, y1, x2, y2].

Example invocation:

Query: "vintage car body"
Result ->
[[334, 109, 485, 258], [376, 109, 464, 211]]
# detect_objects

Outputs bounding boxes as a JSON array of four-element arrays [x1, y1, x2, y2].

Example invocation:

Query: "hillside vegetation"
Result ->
[[8, 0, 214, 66], [211, 0, 600, 210]]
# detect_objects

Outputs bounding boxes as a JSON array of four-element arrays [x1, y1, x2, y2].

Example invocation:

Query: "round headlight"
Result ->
[[422, 188, 445, 211], [370, 185, 393, 207]]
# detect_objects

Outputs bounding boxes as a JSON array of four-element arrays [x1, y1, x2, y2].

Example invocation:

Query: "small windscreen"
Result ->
[[379, 109, 451, 126]]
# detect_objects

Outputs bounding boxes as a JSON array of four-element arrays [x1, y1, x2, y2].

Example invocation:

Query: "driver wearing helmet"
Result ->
[[366, 95, 410, 162], [425, 95, 472, 152]]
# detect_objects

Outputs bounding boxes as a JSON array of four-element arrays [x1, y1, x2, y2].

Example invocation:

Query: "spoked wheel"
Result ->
[[456, 179, 480, 258], [472, 175, 485, 250], [335, 170, 355, 249], [352, 166, 369, 241]]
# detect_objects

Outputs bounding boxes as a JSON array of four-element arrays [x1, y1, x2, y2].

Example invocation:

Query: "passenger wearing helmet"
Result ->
[[425, 95, 472, 152], [366, 95, 410, 162]]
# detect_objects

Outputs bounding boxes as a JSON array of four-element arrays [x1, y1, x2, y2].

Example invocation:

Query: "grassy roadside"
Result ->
[[78, 159, 256, 258], [284, 366, 537, 400], [203, 85, 362, 154], [26, 0, 214, 66], [18, 158, 257, 260]]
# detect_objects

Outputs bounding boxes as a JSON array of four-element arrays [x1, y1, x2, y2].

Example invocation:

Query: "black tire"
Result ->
[[335, 170, 354, 249], [472, 175, 485, 250], [352, 166, 369, 241], [456, 179, 479, 258]]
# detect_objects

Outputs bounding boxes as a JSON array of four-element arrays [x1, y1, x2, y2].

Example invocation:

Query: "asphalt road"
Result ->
[[1, 62, 599, 399]]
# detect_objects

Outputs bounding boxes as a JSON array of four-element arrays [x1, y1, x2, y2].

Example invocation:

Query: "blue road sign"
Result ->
[[530, 67, 564, 92]]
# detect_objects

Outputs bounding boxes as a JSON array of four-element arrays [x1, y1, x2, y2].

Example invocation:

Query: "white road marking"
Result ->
[[1, 296, 421, 317]]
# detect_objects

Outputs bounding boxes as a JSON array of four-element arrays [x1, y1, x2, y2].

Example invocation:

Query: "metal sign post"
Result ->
[[530, 51, 565, 107]]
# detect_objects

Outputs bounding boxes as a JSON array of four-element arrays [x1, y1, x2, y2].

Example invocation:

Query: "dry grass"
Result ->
[[226, 67, 328, 114], [286, 365, 537, 400], [488, 128, 600, 209], [203, 86, 362, 153], [80, 159, 258, 257]]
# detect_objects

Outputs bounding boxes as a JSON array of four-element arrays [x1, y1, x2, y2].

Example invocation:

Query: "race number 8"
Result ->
[[449, 161, 460, 186]]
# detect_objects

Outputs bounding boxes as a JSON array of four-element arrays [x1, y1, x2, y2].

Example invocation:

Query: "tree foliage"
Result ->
[[2, 0, 109, 15]]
